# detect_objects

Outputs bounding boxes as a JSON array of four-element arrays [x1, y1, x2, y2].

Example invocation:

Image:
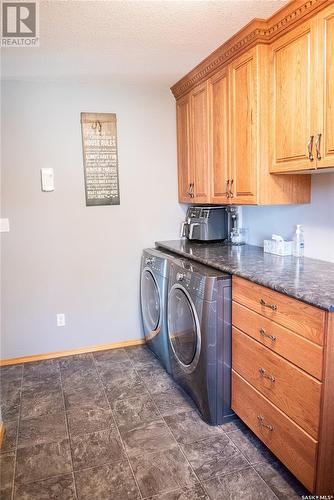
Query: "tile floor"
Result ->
[[0, 345, 307, 499]]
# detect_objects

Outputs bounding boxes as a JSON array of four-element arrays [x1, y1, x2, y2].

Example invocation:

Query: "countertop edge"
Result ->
[[155, 241, 334, 313]]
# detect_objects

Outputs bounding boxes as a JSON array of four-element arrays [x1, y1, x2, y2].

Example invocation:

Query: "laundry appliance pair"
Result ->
[[140, 247, 233, 425]]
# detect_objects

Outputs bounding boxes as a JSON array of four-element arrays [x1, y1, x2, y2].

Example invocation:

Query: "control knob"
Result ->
[[176, 272, 186, 282]]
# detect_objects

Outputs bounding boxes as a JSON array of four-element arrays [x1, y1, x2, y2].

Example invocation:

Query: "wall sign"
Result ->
[[81, 112, 120, 206]]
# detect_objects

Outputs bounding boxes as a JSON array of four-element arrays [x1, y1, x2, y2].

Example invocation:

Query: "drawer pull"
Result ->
[[257, 415, 274, 431], [259, 367, 275, 383], [259, 328, 277, 342], [260, 298, 277, 311]]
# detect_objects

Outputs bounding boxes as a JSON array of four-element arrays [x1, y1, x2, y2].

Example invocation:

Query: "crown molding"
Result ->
[[171, 0, 329, 99]]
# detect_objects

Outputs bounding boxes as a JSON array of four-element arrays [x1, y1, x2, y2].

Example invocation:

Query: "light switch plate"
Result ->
[[0, 218, 10, 232], [41, 168, 54, 191]]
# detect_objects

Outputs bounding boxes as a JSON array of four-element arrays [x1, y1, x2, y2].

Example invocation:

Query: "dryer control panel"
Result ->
[[175, 270, 206, 298], [170, 258, 230, 301]]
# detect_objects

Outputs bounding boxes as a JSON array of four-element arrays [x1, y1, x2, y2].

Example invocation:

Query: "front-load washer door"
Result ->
[[141, 269, 160, 339], [168, 285, 201, 373]]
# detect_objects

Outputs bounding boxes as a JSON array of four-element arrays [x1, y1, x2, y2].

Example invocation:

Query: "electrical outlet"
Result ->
[[57, 313, 66, 327]]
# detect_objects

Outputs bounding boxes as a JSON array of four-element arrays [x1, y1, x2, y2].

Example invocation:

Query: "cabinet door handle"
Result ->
[[259, 328, 276, 342], [260, 298, 277, 311], [190, 183, 194, 198], [259, 367, 275, 383], [229, 179, 234, 198], [307, 135, 314, 161], [315, 133, 322, 161], [225, 179, 230, 198], [187, 183, 194, 198], [257, 415, 274, 431]]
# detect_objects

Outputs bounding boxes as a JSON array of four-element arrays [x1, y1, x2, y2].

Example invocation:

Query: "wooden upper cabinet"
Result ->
[[229, 49, 258, 203], [176, 94, 192, 202], [171, 0, 334, 204], [316, 4, 334, 169], [270, 22, 316, 173], [190, 83, 210, 203], [208, 68, 229, 204], [270, 3, 334, 173]]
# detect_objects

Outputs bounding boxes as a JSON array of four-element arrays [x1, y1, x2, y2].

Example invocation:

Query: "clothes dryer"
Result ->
[[167, 258, 233, 424]]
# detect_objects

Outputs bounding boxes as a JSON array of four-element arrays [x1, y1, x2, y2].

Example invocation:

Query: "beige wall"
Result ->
[[1, 80, 184, 359]]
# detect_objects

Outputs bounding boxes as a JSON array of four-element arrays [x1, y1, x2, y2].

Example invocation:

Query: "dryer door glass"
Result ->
[[168, 287, 197, 366], [141, 270, 160, 332]]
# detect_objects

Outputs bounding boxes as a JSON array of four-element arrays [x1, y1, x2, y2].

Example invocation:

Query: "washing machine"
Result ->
[[167, 258, 234, 425], [140, 248, 181, 374]]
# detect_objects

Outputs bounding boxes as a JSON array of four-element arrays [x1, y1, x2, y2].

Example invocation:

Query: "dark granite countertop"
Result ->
[[155, 240, 334, 312]]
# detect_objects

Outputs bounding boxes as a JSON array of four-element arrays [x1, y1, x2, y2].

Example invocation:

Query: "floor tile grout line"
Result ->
[[10, 470, 80, 489], [129, 352, 209, 498], [143, 485, 202, 500], [129, 348, 278, 500], [72, 457, 124, 474], [58, 360, 79, 500], [223, 430, 276, 469], [199, 463, 279, 499], [91, 349, 144, 500], [220, 429, 284, 498], [5, 351, 286, 499], [251, 465, 281, 500], [10, 363, 24, 500], [215, 425, 282, 499], [131, 354, 231, 449], [222, 431, 253, 467]]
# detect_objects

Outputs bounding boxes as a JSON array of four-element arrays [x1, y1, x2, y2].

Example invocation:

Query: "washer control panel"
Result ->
[[145, 256, 165, 274]]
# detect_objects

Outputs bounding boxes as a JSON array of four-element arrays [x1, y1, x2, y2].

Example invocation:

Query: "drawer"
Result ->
[[232, 276, 325, 346], [232, 327, 321, 438], [232, 370, 317, 492], [232, 301, 323, 380]]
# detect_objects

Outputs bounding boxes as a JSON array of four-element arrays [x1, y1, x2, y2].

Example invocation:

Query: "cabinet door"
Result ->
[[190, 83, 210, 203], [209, 68, 230, 204], [316, 4, 334, 169], [176, 94, 192, 202], [229, 48, 258, 204], [270, 22, 317, 172]]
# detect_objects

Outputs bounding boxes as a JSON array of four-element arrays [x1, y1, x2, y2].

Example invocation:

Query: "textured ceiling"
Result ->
[[1, 0, 287, 84]]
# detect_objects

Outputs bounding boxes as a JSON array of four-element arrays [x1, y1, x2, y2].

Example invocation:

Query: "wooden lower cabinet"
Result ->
[[232, 276, 334, 494], [232, 371, 317, 492], [232, 301, 323, 380], [232, 326, 321, 439], [232, 276, 325, 345]]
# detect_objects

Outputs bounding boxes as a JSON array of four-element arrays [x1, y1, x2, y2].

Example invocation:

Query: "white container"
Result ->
[[293, 224, 305, 257], [264, 238, 293, 256]]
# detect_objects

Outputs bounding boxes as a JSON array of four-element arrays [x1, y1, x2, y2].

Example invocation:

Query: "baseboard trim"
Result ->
[[0, 423, 5, 448], [0, 338, 146, 366]]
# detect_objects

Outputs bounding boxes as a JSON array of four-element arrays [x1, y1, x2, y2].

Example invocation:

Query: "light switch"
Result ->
[[0, 218, 10, 232], [41, 168, 54, 192]]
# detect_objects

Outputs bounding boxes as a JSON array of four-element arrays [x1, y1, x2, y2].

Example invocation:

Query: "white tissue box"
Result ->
[[264, 239, 293, 256]]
